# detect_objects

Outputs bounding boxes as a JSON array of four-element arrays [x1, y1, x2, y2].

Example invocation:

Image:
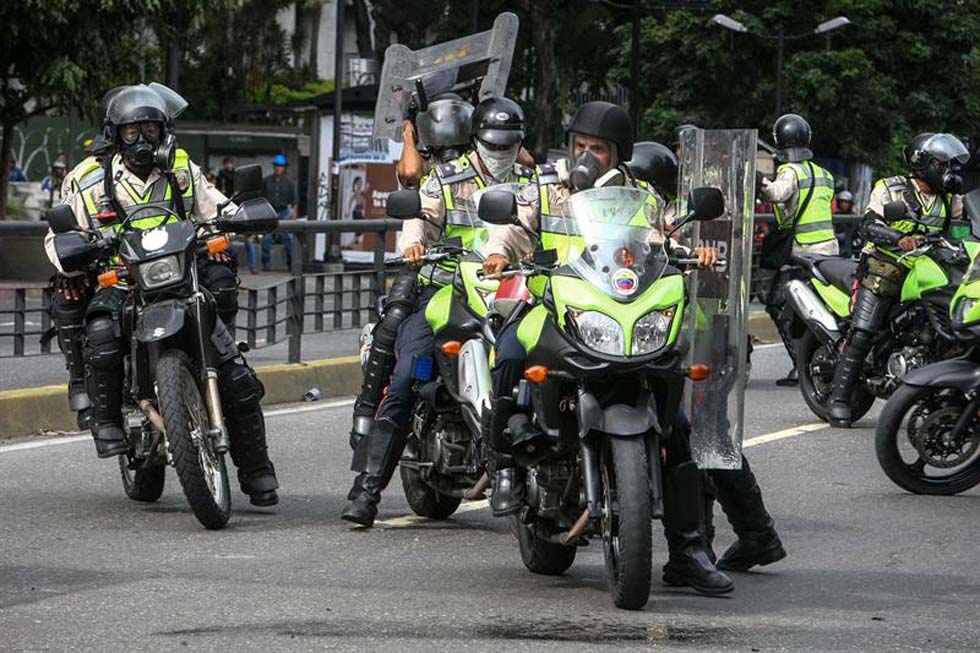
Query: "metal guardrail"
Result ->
[[1, 213, 970, 362]]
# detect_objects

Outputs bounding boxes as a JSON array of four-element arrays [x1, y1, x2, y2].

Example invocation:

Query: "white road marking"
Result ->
[[0, 398, 357, 454], [743, 422, 827, 447], [752, 343, 784, 350], [376, 499, 489, 528]]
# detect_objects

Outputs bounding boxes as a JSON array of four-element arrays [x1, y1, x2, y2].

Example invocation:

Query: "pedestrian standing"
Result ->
[[250, 154, 296, 272]]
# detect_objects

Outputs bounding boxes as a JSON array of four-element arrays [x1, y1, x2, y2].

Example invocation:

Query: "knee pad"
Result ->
[[218, 360, 265, 414], [49, 290, 88, 324], [200, 263, 239, 322], [84, 316, 122, 370]]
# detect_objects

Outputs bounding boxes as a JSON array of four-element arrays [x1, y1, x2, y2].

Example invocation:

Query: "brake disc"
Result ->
[[909, 403, 980, 469]]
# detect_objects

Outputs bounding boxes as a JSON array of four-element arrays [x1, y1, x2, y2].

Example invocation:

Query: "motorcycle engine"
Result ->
[[426, 415, 471, 474], [886, 346, 930, 381], [526, 460, 576, 521]]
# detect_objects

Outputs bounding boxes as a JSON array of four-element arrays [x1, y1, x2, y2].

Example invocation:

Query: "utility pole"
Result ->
[[775, 25, 785, 116], [630, 0, 641, 137], [328, 0, 346, 260]]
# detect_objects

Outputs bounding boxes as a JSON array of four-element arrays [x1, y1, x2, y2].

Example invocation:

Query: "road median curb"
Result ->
[[0, 356, 363, 439], [0, 314, 778, 439]]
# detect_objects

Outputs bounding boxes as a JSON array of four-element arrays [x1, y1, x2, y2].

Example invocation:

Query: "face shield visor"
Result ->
[[919, 133, 970, 194]]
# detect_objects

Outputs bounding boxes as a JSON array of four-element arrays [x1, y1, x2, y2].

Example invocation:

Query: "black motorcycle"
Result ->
[[48, 165, 277, 529]]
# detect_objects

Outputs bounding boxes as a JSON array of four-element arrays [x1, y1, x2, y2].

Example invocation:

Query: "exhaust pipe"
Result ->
[[138, 400, 166, 435], [462, 472, 491, 500], [785, 279, 842, 345], [559, 509, 591, 545]]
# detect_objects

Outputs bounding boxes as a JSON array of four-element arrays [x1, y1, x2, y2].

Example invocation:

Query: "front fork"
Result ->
[[190, 285, 230, 455]]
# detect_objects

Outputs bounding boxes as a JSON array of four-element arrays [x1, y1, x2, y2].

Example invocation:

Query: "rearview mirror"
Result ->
[[386, 190, 422, 219], [883, 200, 907, 222], [478, 190, 518, 225], [689, 187, 725, 221], [53, 232, 98, 272], [215, 198, 279, 235], [232, 164, 263, 199], [45, 204, 79, 234]]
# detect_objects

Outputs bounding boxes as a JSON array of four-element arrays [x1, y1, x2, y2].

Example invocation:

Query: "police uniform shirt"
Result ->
[[44, 154, 231, 272], [865, 178, 962, 223]]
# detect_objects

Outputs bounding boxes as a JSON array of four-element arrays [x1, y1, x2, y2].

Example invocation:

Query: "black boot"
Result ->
[[85, 365, 127, 458], [485, 397, 521, 516], [662, 461, 734, 595], [775, 366, 798, 387], [227, 411, 279, 506], [710, 455, 786, 572], [342, 418, 405, 527], [828, 350, 864, 428], [56, 324, 93, 429]]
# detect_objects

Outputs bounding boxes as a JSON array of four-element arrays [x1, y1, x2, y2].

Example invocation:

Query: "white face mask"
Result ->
[[476, 141, 520, 181]]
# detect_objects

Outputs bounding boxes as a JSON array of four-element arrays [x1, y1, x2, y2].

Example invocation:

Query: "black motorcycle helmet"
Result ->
[[567, 101, 634, 161], [104, 84, 186, 172], [85, 86, 127, 155], [905, 132, 970, 194], [773, 113, 813, 162], [628, 141, 678, 198], [415, 97, 473, 161], [470, 97, 525, 146]]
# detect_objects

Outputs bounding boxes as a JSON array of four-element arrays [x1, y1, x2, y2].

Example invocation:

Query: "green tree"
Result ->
[[0, 0, 161, 218]]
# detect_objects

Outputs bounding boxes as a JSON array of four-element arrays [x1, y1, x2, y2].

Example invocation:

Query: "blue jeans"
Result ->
[[376, 285, 437, 429], [246, 208, 293, 270]]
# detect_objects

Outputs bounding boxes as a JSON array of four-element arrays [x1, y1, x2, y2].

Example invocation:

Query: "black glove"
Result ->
[[51, 273, 91, 301], [861, 215, 904, 248], [755, 171, 769, 199]]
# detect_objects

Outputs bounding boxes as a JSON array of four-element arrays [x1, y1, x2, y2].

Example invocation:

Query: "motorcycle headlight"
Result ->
[[570, 310, 625, 355], [138, 255, 183, 289], [632, 307, 675, 355], [954, 297, 979, 326]]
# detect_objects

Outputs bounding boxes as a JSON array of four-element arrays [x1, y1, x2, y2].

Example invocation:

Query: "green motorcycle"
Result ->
[[875, 189, 980, 494], [786, 200, 969, 423], [479, 185, 725, 610]]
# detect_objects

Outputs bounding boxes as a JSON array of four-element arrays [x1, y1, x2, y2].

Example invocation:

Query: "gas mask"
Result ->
[[119, 121, 166, 173], [568, 151, 603, 191], [921, 158, 963, 195], [475, 140, 520, 181]]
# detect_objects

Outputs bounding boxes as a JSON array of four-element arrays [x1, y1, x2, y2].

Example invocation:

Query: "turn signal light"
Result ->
[[98, 270, 119, 288], [524, 365, 549, 384], [687, 364, 711, 381], [440, 340, 462, 357], [207, 235, 230, 255]]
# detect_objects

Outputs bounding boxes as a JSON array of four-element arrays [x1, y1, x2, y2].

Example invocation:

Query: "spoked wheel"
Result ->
[[511, 515, 577, 576], [156, 350, 231, 529], [876, 384, 980, 495], [118, 453, 166, 502], [797, 331, 875, 423], [600, 436, 651, 610]]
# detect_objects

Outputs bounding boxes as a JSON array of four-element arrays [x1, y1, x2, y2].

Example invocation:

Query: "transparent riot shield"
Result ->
[[373, 12, 519, 143], [676, 129, 757, 469]]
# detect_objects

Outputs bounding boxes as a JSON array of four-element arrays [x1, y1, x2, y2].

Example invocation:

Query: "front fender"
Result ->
[[902, 358, 980, 391], [577, 386, 659, 438], [134, 299, 186, 343]]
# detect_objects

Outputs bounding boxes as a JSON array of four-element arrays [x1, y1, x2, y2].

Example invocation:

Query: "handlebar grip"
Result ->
[[673, 256, 726, 267]]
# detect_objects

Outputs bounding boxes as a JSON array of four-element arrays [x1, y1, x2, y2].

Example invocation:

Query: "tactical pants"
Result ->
[[764, 269, 796, 363], [48, 277, 95, 417]]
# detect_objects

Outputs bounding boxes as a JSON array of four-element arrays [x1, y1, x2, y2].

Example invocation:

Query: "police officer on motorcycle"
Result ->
[[43, 84, 279, 506], [628, 140, 787, 573], [828, 133, 968, 428], [482, 101, 734, 595], [760, 114, 838, 386], [341, 97, 535, 528]]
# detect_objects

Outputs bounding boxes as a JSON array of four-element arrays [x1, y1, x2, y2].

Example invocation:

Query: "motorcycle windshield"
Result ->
[[465, 182, 523, 258], [560, 187, 666, 298]]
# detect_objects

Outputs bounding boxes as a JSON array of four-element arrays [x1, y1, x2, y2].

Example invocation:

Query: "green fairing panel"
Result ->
[[901, 256, 949, 302], [458, 259, 497, 318], [964, 240, 980, 262], [812, 279, 851, 318], [517, 305, 550, 354], [424, 284, 454, 333], [550, 272, 685, 355]]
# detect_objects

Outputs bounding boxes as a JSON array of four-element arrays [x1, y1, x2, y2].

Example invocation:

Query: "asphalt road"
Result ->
[[1, 345, 979, 651]]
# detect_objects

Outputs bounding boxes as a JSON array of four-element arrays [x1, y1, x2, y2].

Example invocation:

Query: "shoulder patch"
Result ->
[[517, 183, 538, 206], [421, 174, 442, 198]]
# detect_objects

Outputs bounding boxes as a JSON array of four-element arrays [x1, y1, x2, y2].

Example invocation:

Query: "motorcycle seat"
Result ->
[[789, 254, 858, 292], [815, 258, 858, 292]]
